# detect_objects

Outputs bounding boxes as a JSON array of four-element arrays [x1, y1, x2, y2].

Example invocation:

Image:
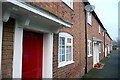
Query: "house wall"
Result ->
[[0, 1, 113, 78], [53, 2, 86, 78], [92, 16, 105, 61], [105, 33, 112, 55], [1, 18, 15, 78], [32, 1, 74, 23], [110, 40, 113, 51], [31, 2, 86, 78], [31, 1, 111, 77], [87, 14, 105, 71]]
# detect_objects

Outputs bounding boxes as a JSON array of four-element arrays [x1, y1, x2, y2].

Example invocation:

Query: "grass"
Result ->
[[82, 51, 116, 78], [82, 69, 99, 78]]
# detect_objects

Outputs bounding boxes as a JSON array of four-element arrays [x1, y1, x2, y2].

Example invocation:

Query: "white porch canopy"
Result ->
[[2, 0, 73, 33], [93, 37, 103, 43]]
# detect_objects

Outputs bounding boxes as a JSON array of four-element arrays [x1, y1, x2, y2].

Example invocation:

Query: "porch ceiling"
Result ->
[[2, 1, 73, 33]]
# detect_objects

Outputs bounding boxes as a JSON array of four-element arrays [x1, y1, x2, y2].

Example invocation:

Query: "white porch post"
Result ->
[[13, 20, 23, 78], [43, 33, 53, 78], [0, 2, 3, 76]]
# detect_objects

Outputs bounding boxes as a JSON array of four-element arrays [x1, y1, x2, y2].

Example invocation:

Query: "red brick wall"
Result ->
[[32, 1, 74, 23], [1, 1, 111, 78], [2, 18, 15, 78], [52, 2, 86, 78], [99, 43, 105, 60], [105, 33, 112, 55], [32, 1, 108, 77], [31, 2, 86, 78], [87, 13, 105, 71]]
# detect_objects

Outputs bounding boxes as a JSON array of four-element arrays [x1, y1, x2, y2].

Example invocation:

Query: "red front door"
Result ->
[[22, 30, 43, 79]]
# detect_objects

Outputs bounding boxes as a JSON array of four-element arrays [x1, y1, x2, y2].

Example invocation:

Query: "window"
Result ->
[[87, 12, 92, 25], [98, 25, 101, 33], [99, 43, 101, 53], [58, 32, 74, 67], [88, 40, 92, 57], [102, 31, 104, 36], [62, 0, 73, 9]]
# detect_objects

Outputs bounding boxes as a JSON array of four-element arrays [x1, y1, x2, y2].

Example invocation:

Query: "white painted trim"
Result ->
[[87, 12, 92, 25], [58, 32, 74, 68], [98, 25, 101, 34], [43, 33, 53, 78], [13, 23, 53, 78], [93, 42, 99, 66], [6, 0, 71, 28], [2, 9, 10, 22], [88, 54, 92, 58], [92, 42, 95, 67], [58, 61, 74, 68], [13, 20, 23, 78], [87, 40, 92, 57], [62, 0, 73, 9], [0, 2, 3, 75], [99, 43, 101, 53]]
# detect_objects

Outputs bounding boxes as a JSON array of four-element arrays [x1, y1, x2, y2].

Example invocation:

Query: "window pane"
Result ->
[[87, 12, 92, 25], [60, 37, 65, 45], [87, 42, 89, 55], [59, 37, 65, 62], [63, 0, 72, 7], [67, 38, 71, 43], [66, 46, 72, 61], [90, 42, 92, 55], [62, 55, 65, 61]]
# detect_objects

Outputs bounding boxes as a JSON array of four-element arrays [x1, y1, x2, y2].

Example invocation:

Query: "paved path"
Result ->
[[82, 50, 119, 78]]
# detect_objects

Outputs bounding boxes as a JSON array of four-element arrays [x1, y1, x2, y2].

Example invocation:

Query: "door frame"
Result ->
[[93, 41, 99, 67], [105, 47, 107, 57], [13, 20, 53, 78], [0, 2, 3, 74]]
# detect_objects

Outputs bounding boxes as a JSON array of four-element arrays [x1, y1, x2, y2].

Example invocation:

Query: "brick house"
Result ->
[[85, 9, 106, 72], [0, 0, 113, 79], [104, 32, 113, 57]]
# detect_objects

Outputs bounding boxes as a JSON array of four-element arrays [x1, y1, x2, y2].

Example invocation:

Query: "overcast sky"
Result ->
[[88, 0, 119, 40]]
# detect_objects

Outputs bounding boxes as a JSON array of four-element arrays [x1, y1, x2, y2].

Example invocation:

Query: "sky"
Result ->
[[88, 0, 119, 41]]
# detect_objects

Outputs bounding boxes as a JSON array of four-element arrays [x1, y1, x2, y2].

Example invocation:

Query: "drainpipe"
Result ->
[[84, 9, 88, 74], [84, 4, 95, 74]]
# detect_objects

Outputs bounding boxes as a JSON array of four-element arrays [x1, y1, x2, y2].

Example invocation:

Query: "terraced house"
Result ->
[[0, 0, 112, 79]]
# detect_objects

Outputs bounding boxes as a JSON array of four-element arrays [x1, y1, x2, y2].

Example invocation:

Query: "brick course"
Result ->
[[2, 18, 15, 78], [52, 2, 86, 78]]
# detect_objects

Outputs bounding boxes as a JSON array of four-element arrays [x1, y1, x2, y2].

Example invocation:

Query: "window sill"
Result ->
[[87, 23, 92, 26], [58, 61, 74, 68], [88, 54, 92, 57]]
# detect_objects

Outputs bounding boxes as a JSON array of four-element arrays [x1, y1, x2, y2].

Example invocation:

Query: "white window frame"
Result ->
[[87, 12, 92, 25], [62, 0, 73, 9], [102, 31, 104, 36], [88, 40, 92, 57], [0, 2, 3, 73], [98, 25, 101, 34], [58, 32, 74, 68]]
